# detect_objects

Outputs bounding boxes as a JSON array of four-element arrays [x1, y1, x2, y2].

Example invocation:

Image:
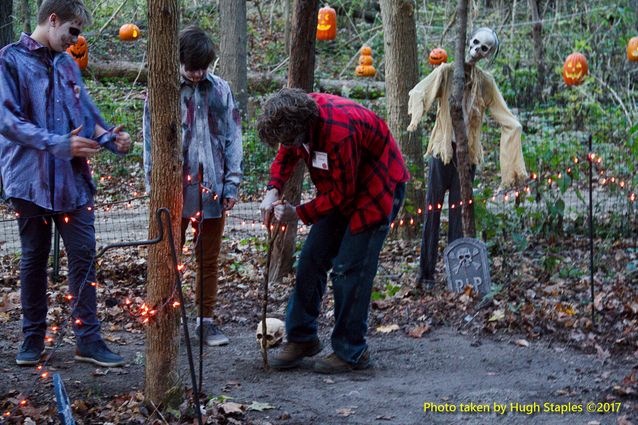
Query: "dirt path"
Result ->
[[0, 322, 630, 424]]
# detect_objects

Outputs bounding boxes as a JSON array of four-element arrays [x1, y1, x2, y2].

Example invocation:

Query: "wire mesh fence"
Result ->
[[0, 127, 636, 278]]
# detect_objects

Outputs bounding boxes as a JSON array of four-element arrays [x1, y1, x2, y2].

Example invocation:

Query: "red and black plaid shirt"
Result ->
[[268, 93, 409, 233]]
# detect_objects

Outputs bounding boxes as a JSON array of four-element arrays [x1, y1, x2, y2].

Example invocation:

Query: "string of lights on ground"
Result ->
[[1, 148, 636, 420]]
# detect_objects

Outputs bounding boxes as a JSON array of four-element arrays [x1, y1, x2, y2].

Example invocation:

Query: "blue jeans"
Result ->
[[286, 183, 405, 364], [11, 198, 101, 344]]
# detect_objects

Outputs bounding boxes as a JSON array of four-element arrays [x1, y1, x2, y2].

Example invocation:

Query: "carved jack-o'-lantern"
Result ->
[[316, 5, 337, 41], [627, 37, 638, 62], [355, 45, 376, 77], [66, 35, 88, 70], [562, 52, 588, 86], [428, 47, 448, 66], [358, 55, 373, 66], [119, 23, 141, 41]]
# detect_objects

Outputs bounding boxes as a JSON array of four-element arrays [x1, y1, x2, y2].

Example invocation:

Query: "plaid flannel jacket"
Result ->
[[268, 93, 409, 233]]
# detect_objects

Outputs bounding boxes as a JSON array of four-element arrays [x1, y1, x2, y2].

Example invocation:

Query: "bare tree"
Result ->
[[145, 0, 183, 405], [21, 0, 31, 33], [379, 0, 424, 238], [528, 0, 545, 101], [267, 0, 319, 284], [219, 0, 248, 119], [0, 0, 13, 48], [449, 0, 475, 237]]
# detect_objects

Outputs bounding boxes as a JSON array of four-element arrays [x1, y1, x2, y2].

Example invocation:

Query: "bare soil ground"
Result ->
[[0, 206, 636, 424], [0, 308, 634, 424]]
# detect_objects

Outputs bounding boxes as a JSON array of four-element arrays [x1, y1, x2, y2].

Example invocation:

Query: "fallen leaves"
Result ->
[[336, 407, 356, 417], [247, 401, 275, 411], [407, 324, 430, 338], [376, 324, 400, 333]]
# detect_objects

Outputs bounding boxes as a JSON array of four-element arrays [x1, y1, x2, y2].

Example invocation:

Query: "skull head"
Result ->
[[256, 318, 284, 349], [457, 247, 473, 266], [467, 27, 499, 64]]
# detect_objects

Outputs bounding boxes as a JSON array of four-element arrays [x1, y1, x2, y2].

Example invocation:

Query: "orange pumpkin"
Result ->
[[355, 65, 376, 77], [627, 36, 638, 62], [562, 52, 588, 86], [360, 45, 372, 56], [316, 5, 337, 41], [355, 46, 376, 77], [119, 23, 141, 41], [428, 47, 448, 66], [66, 35, 88, 70], [358, 55, 373, 66]]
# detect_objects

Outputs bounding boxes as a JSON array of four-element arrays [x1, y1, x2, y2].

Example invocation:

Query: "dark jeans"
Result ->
[[419, 156, 476, 282], [11, 198, 101, 344], [286, 183, 405, 364]]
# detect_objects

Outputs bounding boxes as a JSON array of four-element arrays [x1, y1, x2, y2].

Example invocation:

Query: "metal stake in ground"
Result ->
[[197, 162, 205, 394], [95, 208, 203, 425], [588, 134, 595, 326], [260, 211, 282, 370]]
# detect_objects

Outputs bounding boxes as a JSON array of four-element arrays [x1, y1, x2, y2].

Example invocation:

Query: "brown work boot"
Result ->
[[313, 350, 371, 374], [270, 339, 322, 370]]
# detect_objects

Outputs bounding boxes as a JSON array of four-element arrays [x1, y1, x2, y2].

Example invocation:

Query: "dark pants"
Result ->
[[11, 198, 101, 344], [419, 156, 476, 282], [286, 183, 405, 364], [181, 216, 225, 318]]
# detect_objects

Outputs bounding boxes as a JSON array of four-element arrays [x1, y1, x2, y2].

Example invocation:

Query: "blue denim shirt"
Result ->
[[143, 73, 243, 219], [0, 33, 119, 212]]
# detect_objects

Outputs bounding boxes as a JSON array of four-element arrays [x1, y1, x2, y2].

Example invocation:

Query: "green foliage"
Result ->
[[371, 281, 402, 301], [25, 0, 633, 245]]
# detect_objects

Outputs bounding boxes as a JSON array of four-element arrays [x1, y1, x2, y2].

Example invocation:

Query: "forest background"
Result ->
[[0, 0, 637, 423]]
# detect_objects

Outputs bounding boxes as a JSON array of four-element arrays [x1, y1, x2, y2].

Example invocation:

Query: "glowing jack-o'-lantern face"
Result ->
[[119, 23, 141, 41], [316, 5, 337, 41], [627, 37, 638, 62], [66, 35, 88, 70], [562, 52, 588, 86], [428, 47, 448, 66]]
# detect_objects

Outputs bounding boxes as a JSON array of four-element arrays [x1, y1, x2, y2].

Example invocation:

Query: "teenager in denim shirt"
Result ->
[[143, 26, 243, 347], [0, 0, 131, 367]]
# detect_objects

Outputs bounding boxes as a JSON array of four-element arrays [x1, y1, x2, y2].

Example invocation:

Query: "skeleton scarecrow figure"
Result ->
[[407, 27, 527, 289]]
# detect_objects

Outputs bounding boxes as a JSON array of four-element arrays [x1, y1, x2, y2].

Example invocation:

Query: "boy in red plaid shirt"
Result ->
[[258, 88, 408, 373]]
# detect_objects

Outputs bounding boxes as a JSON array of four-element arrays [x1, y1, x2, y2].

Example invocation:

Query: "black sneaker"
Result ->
[[270, 339, 322, 370], [196, 322, 229, 347], [16, 336, 45, 366], [75, 339, 125, 367], [313, 350, 371, 374]]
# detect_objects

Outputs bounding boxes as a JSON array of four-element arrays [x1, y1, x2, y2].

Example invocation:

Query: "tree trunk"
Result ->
[[284, 0, 292, 54], [145, 0, 183, 406], [528, 0, 545, 102], [21, 0, 31, 34], [0, 0, 13, 48], [268, 0, 319, 284], [379, 0, 424, 239], [449, 0, 475, 237], [219, 0, 248, 119]]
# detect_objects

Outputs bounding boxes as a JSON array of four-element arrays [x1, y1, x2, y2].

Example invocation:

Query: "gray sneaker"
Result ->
[[195, 322, 229, 347]]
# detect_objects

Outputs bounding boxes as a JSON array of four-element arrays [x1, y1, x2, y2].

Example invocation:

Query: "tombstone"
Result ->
[[443, 238, 491, 295], [54, 373, 76, 425]]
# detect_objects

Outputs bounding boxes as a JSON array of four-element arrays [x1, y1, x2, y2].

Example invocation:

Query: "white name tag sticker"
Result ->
[[312, 151, 329, 170]]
